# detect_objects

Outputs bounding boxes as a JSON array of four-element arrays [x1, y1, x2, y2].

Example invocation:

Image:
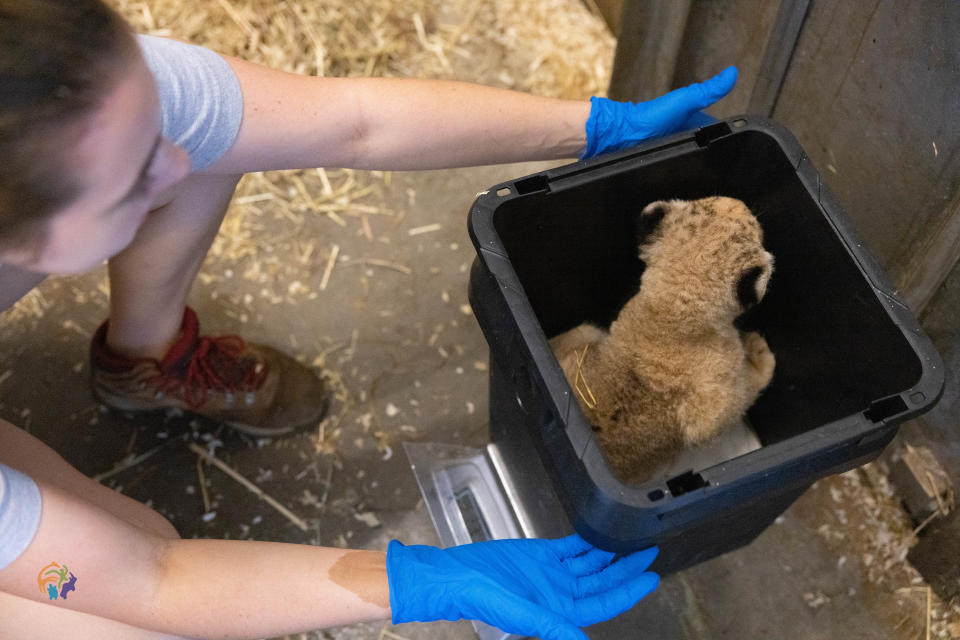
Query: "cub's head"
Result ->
[[635, 197, 773, 323]]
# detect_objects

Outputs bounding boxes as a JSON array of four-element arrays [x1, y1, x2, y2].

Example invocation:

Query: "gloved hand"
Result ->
[[387, 533, 659, 640], [581, 66, 738, 159]]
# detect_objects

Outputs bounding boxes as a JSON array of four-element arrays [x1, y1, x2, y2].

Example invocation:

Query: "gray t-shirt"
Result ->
[[137, 35, 244, 171], [0, 463, 42, 570]]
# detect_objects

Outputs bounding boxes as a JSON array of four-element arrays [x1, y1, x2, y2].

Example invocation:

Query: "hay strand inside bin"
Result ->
[[574, 344, 598, 410]]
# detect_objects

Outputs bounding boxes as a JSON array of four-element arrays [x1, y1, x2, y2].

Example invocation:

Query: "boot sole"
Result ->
[[92, 387, 329, 439]]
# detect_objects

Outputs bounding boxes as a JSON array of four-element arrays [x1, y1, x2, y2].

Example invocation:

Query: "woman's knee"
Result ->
[[0, 419, 180, 540]]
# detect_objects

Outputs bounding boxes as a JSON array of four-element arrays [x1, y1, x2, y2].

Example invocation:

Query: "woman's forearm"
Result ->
[[0, 443, 388, 640], [212, 54, 591, 174], [351, 77, 592, 169], [0, 477, 389, 640], [149, 540, 389, 639]]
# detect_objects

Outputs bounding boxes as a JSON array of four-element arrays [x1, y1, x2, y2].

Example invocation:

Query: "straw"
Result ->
[[189, 443, 310, 531]]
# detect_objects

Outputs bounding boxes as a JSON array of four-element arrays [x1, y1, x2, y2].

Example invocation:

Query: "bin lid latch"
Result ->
[[694, 122, 734, 148]]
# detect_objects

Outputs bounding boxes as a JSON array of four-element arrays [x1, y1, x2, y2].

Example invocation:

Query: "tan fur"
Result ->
[[550, 197, 776, 484]]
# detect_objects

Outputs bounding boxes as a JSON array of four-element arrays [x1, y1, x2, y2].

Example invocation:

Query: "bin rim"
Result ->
[[466, 115, 945, 516]]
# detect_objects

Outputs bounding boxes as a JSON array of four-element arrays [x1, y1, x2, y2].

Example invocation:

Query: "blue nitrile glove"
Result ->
[[387, 534, 659, 640], [581, 65, 738, 159]]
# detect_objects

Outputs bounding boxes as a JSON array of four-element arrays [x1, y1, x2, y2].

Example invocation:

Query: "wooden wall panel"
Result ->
[[591, 0, 624, 37], [772, 1, 960, 289], [608, 0, 692, 101], [672, 0, 782, 116]]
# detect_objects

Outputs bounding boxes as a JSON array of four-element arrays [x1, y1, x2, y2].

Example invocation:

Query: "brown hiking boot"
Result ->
[[90, 307, 328, 437]]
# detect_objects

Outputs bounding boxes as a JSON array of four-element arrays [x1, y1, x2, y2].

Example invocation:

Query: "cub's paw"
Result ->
[[743, 331, 775, 389]]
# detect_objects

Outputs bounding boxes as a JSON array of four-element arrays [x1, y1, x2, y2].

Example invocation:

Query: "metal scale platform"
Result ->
[[405, 439, 567, 640]]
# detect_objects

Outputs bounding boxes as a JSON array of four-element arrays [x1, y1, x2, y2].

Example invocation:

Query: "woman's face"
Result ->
[[0, 52, 191, 274]]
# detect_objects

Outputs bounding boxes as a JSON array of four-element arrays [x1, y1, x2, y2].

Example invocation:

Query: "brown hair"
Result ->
[[0, 0, 134, 249]]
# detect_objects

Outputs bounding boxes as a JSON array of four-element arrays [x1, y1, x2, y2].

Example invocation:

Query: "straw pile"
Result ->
[[113, 0, 613, 94]]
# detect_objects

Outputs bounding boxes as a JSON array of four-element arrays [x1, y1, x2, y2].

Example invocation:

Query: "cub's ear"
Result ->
[[636, 200, 669, 243], [736, 265, 764, 309]]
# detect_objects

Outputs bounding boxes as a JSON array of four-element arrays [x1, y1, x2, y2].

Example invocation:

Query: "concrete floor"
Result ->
[[1, 160, 957, 639]]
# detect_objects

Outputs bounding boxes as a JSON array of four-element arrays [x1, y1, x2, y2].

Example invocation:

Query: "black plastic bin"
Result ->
[[466, 116, 945, 574]]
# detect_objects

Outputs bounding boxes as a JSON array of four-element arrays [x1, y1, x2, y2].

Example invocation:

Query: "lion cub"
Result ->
[[550, 196, 776, 484]]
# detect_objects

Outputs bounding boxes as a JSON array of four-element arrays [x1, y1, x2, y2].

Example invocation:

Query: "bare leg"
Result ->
[[105, 173, 241, 359], [93, 171, 326, 436]]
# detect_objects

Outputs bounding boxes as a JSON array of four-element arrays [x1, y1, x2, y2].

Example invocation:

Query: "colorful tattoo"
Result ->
[[37, 562, 78, 601]]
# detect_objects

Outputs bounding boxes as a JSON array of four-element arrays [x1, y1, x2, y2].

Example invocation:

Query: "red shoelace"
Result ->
[[146, 335, 268, 408]]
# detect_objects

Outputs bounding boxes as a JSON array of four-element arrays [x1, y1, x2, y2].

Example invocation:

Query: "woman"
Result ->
[[0, 1, 736, 637]]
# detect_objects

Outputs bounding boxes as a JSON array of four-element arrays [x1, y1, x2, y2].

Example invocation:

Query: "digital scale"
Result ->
[[405, 377, 579, 640], [405, 439, 566, 640]]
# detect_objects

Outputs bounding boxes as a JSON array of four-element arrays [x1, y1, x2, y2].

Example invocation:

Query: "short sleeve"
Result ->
[[136, 35, 244, 171], [0, 463, 42, 570]]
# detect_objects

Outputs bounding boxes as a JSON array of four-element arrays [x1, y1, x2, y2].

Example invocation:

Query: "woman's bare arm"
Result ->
[[0, 473, 389, 639], [206, 54, 591, 174]]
